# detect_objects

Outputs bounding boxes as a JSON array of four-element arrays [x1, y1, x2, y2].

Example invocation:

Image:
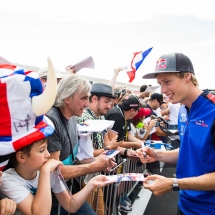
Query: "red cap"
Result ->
[[133, 108, 151, 119]]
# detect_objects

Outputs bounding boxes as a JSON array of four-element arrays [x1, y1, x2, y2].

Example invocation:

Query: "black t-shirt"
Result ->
[[105, 105, 131, 141]]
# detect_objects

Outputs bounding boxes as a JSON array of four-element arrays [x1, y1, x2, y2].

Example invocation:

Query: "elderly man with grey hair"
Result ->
[[46, 74, 112, 215]]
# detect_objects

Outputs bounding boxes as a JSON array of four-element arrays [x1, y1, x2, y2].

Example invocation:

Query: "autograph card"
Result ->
[[102, 149, 121, 158], [106, 173, 145, 182]]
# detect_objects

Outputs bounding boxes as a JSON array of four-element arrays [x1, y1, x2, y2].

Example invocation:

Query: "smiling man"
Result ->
[[138, 53, 215, 215], [46, 74, 112, 215]]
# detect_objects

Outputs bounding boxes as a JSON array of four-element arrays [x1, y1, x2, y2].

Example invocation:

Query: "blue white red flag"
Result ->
[[127, 47, 153, 83]]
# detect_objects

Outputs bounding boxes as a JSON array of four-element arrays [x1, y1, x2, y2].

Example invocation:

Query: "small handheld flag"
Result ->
[[126, 47, 153, 83]]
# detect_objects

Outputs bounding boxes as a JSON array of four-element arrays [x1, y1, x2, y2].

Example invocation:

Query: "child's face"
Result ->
[[25, 141, 50, 171]]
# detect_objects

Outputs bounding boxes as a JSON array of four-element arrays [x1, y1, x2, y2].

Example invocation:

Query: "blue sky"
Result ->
[[0, 0, 215, 89]]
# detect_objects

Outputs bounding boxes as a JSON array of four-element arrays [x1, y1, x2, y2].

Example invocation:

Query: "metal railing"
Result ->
[[57, 157, 146, 215]]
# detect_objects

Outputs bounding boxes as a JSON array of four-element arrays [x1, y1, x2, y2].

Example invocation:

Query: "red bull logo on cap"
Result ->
[[155, 58, 167, 71]]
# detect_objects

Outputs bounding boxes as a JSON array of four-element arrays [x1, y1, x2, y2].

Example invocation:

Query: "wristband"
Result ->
[[124, 148, 129, 157]]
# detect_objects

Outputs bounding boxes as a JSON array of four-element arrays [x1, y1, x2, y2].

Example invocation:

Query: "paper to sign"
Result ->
[[145, 86, 160, 92], [102, 149, 121, 158], [0, 56, 11, 65], [106, 173, 145, 182], [77, 120, 115, 133], [66, 56, 95, 73]]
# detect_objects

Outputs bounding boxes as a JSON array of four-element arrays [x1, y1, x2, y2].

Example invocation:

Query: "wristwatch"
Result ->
[[172, 178, 180, 191]]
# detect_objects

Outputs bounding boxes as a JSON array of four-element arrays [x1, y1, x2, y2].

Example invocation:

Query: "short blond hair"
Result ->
[[176, 72, 199, 87]]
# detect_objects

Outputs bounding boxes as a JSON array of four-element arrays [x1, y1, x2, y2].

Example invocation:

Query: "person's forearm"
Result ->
[[31, 169, 51, 215], [120, 141, 142, 149], [155, 127, 167, 136], [177, 172, 215, 190], [107, 74, 118, 88], [93, 148, 104, 157], [156, 148, 179, 164], [61, 163, 103, 180], [66, 182, 95, 213]]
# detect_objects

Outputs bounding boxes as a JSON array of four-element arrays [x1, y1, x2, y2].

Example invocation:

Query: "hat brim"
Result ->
[[91, 92, 116, 99], [142, 71, 180, 79], [0, 116, 54, 156], [0, 116, 54, 170]]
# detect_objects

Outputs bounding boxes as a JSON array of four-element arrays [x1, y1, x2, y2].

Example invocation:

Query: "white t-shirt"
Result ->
[[130, 123, 147, 139], [154, 107, 162, 117], [168, 102, 180, 125], [130, 123, 137, 136], [0, 168, 66, 215]]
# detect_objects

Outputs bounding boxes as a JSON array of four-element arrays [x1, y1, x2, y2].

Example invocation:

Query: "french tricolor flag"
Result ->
[[126, 47, 153, 83]]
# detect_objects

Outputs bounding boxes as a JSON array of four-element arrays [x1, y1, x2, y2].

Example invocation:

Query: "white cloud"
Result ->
[[189, 39, 215, 47], [0, 0, 214, 89], [1, 0, 215, 24]]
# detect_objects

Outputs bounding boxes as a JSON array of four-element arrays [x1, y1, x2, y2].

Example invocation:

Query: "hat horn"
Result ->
[[32, 58, 57, 116]]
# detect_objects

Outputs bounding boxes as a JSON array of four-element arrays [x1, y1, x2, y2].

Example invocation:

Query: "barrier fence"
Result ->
[[57, 156, 146, 215], [57, 136, 179, 215]]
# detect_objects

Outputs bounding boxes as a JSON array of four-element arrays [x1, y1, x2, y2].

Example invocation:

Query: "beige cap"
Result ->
[[37, 67, 66, 79]]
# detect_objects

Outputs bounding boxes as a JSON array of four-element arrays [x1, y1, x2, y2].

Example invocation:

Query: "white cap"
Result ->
[[37, 67, 66, 79]]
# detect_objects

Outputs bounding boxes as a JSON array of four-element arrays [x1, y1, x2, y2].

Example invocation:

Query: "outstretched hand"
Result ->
[[114, 67, 123, 76], [136, 147, 157, 163], [143, 174, 173, 196], [127, 149, 139, 161], [107, 135, 123, 150], [89, 175, 114, 188]]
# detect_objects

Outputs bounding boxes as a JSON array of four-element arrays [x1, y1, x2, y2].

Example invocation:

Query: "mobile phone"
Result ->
[[110, 158, 127, 172], [117, 136, 125, 142]]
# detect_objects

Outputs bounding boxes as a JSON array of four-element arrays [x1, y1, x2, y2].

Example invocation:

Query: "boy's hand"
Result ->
[[88, 175, 113, 188], [0, 198, 17, 215], [42, 159, 63, 173]]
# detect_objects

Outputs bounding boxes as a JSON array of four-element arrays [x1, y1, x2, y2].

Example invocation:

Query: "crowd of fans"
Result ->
[[0, 60, 165, 215], [1, 52, 215, 215]]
